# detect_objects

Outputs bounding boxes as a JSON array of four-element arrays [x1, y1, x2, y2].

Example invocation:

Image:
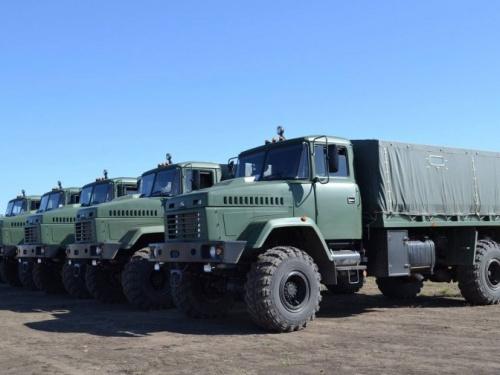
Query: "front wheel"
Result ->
[[457, 240, 500, 305], [1, 257, 23, 287], [171, 269, 235, 318], [122, 249, 174, 310], [85, 263, 126, 303], [62, 262, 92, 299], [33, 261, 67, 294], [0, 258, 5, 283], [18, 259, 38, 291], [245, 246, 322, 332]]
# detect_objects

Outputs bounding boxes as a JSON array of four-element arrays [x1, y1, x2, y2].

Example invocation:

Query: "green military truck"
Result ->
[[0, 191, 41, 286], [17, 175, 137, 295], [149, 128, 500, 332], [16, 182, 82, 293], [67, 157, 230, 309]]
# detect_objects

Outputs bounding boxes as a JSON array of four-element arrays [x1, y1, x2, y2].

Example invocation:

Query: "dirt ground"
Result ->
[[0, 278, 499, 375]]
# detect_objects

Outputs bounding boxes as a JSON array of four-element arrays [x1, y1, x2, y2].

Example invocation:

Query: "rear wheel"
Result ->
[[376, 276, 422, 300], [0, 257, 22, 287], [172, 269, 235, 318], [85, 263, 126, 303], [245, 246, 322, 332], [122, 249, 173, 310], [33, 261, 67, 294], [18, 259, 38, 291], [457, 240, 500, 305], [62, 262, 92, 299]]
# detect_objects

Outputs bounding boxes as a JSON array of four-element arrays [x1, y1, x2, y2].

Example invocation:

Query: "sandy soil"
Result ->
[[0, 278, 499, 375]]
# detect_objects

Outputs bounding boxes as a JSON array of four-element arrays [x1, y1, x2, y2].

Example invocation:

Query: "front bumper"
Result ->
[[149, 241, 247, 264], [66, 242, 122, 260], [0, 245, 17, 258], [16, 244, 61, 259]]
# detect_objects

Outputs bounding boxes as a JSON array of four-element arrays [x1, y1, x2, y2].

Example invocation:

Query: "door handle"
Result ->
[[347, 197, 356, 204]]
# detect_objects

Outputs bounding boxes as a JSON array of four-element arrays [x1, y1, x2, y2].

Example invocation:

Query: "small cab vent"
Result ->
[[108, 209, 159, 217], [223, 196, 284, 206], [52, 217, 75, 223]]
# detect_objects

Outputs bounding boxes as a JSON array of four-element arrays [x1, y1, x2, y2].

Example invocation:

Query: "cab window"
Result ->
[[315, 145, 348, 178]]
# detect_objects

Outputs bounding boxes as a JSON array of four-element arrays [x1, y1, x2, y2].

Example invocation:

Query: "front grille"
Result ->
[[75, 220, 94, 242], [24, 225, 40, 244], [166, 212, 204, 240]]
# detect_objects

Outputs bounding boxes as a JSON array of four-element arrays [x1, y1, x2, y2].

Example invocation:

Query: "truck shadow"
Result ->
[[318, 290, 468, 319], [0, 284, 474, 338]]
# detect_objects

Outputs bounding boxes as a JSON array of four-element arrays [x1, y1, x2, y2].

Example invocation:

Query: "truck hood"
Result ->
[[166, 178, 300, 210]]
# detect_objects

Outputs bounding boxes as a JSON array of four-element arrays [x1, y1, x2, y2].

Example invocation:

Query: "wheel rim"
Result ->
[[279, 270, 310, 313], [148, 269, 169, 292], [485, 258, 500, 290], [201, 276, 225, 303], [106, 268, 122, 289]]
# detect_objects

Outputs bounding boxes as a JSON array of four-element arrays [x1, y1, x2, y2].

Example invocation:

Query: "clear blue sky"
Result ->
[[1, 1, 499, 210]]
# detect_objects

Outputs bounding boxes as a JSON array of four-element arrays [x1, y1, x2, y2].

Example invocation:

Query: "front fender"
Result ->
[[240, 217, 337, 284], [242, 217, 329, 255], [119, 225, 165, 249]]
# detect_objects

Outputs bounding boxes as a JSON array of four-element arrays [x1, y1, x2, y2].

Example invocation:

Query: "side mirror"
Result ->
[[228, 160, 235, 177], [328, 145, 339, 173], [191, 170, 201, 191]]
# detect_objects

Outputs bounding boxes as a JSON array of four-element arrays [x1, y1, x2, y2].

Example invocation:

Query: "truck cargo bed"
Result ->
[[352, 139, 500, 227]]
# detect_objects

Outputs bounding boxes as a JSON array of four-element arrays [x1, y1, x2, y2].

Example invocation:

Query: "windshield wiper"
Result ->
[[151, 190, 170, 196], [260, 173, 283, 181]]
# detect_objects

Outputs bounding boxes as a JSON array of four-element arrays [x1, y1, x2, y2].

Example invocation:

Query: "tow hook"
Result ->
[[170, 269, 183, 287], [74, 264, 81, 278]]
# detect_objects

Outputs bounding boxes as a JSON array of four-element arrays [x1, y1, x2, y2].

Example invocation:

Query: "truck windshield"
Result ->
[[140, 169, 180, 197], [38, 192, 63, 213], [4, 199, 26, 217], [240, 143, 310, 181], [237, 151, 265, 178], [80, 183, 114, 207]]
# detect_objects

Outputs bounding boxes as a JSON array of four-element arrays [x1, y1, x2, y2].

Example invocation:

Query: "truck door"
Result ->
[[313, 144, 362, 241]]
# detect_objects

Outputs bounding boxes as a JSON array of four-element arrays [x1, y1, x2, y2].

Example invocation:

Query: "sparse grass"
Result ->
[[281, 356, 307, 368], [419, 281, 462, 298]]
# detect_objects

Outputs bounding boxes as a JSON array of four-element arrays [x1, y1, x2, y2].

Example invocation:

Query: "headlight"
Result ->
[[153, 246, 162, 258]]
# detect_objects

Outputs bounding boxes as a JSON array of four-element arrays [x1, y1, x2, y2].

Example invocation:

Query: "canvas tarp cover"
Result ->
[[351, 139, 500, 217]]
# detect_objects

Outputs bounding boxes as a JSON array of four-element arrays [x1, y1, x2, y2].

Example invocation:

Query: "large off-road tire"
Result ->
[[457, 239, 500, 305], [0, 258, 5, 283], [18, 259, 38, 291], [1, 257, 23, 287], [326, 271, 364, 295], [376, 276, 422, 300], [122, 249, 174, 310], [33, 262, 67, 294], [85, 263, 126, 303], [171, 268, 235, 318], [245, 246, 322, 332], [62, 262, 92, 299]]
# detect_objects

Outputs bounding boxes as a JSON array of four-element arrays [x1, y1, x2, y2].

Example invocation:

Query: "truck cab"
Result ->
[[0, 192, 41, 286], [66, 158, 230, 305], [149, 129, 366, 331], [17, 175, 137, 294]]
